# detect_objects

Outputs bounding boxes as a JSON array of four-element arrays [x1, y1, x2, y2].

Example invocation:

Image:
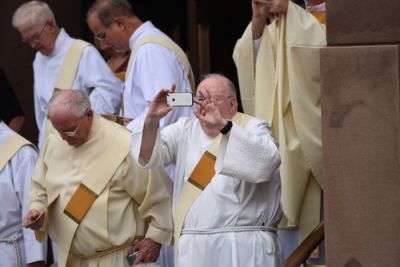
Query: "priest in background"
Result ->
[[233, 0, 326, 263]]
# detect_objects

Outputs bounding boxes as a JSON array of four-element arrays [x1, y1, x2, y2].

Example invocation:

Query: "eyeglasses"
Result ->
[[195, 95, 234, 103], [94, 32, 107, 42], [22, 21, 49, 44], [62, 118, 83, 137]]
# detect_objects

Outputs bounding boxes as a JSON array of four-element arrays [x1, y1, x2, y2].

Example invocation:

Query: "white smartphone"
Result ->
[[166, 92, 193, 107]]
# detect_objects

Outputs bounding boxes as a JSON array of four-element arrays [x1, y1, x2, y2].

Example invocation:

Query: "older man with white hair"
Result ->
[[132, 74, 283, 266], [24, 90, 173, 267], [12, 1, 122, 149]]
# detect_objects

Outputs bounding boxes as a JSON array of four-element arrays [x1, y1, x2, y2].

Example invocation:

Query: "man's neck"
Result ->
[[126, 16, 143, 39]]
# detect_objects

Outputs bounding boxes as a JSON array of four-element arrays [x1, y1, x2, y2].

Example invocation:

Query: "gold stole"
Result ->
[[44, 40, 90, 136], [0, 135, 33, 171], [124, 34, 195, 115], [173, 112, 251, 256], [55, 123, 130, 267]]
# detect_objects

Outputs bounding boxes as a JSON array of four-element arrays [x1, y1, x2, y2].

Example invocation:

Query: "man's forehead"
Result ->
[[88, 14, 104, 31], [18, 21, 39, 34], [197, 79, 227, 94]]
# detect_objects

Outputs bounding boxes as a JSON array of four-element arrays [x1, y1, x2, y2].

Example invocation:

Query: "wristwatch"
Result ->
[[220, 120, 233, 135]]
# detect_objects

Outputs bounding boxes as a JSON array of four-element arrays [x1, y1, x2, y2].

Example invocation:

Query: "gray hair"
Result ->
[[87, 0, 135, 28], [48, 90, 91, 118], [202, 73, 237, 97], [12, 1, 56, 29]]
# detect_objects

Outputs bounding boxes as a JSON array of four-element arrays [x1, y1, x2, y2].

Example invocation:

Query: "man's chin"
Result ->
[[66, 139, 83, 147]]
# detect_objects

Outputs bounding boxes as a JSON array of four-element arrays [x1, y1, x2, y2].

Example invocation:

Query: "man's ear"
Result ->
[[230, 97, 238, 111], [113, 16, 126, 30], [86, 109, 94, 121]]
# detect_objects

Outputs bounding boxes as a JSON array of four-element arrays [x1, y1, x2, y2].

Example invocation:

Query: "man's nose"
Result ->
[[28, 39, 40, 49]]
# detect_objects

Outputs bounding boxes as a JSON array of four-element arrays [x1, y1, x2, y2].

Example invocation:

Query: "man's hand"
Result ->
[[128, 238, 161, 265], [252, 0, 271, 19], [146, 85, 176, 125], [266, 0, 289, 14], [252, 0, 289, 38], [194, 92, 227, 134], [23, 209, 44, 230], [27, 261, 45, 267]]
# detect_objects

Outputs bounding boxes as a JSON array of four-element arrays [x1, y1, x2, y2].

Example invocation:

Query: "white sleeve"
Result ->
[[126, 43, 193, 127], [216, 118, 281, 183], [131, 117, 184, 169], [76, 46, 122, 115], [12, 146, 47, 264], [253, 37, 262, 60]]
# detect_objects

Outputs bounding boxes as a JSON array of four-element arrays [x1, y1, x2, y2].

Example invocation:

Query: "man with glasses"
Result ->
[[87, 0, 194, 132], [24, 90, 173, 267], [87, 1, 194, 265], [132, 73, 283, 267], [12, 1, 122, 150]]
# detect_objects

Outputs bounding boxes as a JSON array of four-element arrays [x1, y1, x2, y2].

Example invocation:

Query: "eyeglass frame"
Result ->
[[22, 20, 49, 44], [94, 32, 107, 42], [194, 95, 235, 104], [62, 118, 84, 137], [61, 109, 91, 137], [93, 20, 117, 42]]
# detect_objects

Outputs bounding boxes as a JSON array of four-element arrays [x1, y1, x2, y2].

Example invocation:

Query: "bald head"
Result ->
[[48, 90, 91, 119], [48, 90, 93, 147]]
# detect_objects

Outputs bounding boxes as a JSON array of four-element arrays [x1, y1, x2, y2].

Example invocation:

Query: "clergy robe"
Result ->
[[124, 21, 194, 267], [29, 117, 173, 267], [233, 1, 326, 251], [124, 21, 194, 132], [131, 115, 283, 267], [33, 29, 122, 149], [0, 121, 47, 266]]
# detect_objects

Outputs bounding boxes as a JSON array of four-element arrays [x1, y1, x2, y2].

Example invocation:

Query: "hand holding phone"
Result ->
[[126, 250, 140, 265], [166, 92, 193, 107]]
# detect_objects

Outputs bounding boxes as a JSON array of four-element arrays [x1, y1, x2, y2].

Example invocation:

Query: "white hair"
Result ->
[[12, 1, 56, 29], [48, 90, 91, 118]]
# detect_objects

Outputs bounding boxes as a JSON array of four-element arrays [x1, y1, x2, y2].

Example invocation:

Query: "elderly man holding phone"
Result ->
[[131, 73, 283, 267]]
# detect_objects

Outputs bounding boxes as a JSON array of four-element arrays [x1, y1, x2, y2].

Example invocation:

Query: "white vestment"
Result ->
[[0, 121, 47, 266], [124, 21, 194, 132], [132, 116, 283, 267], [124, 21, 194, 267], [33, 29, 122, 149]]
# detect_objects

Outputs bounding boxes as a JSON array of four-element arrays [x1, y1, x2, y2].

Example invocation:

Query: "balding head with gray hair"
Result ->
[[201, 73, 237, 97], [87, 0, 135, 28], [48, 90, 91, 119], [12, 0, 57, 29]]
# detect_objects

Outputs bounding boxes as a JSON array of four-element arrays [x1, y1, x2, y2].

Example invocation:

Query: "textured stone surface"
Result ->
[[321, 45, 400, 267], [326, 0, 400, 45]]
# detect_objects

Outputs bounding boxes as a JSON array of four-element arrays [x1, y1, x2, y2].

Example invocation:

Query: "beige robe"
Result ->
[[29, 117, 173, 267], [233, 2, 326, 241]]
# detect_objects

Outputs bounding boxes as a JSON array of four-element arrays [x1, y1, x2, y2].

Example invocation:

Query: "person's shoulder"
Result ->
[[100, 116, 131, 137], [10, 135, 38, 160], [16, 143, 38, 158], [236, 112, 268, 128]]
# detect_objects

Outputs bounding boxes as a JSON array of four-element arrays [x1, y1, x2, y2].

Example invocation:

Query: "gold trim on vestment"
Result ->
[[64, 183, 98, 224], [188, 151, 216, 190]]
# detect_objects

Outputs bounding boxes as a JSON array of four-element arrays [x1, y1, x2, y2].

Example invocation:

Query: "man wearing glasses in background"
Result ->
[[24, 90, 173, 267], [12, 0, 122, 150]]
